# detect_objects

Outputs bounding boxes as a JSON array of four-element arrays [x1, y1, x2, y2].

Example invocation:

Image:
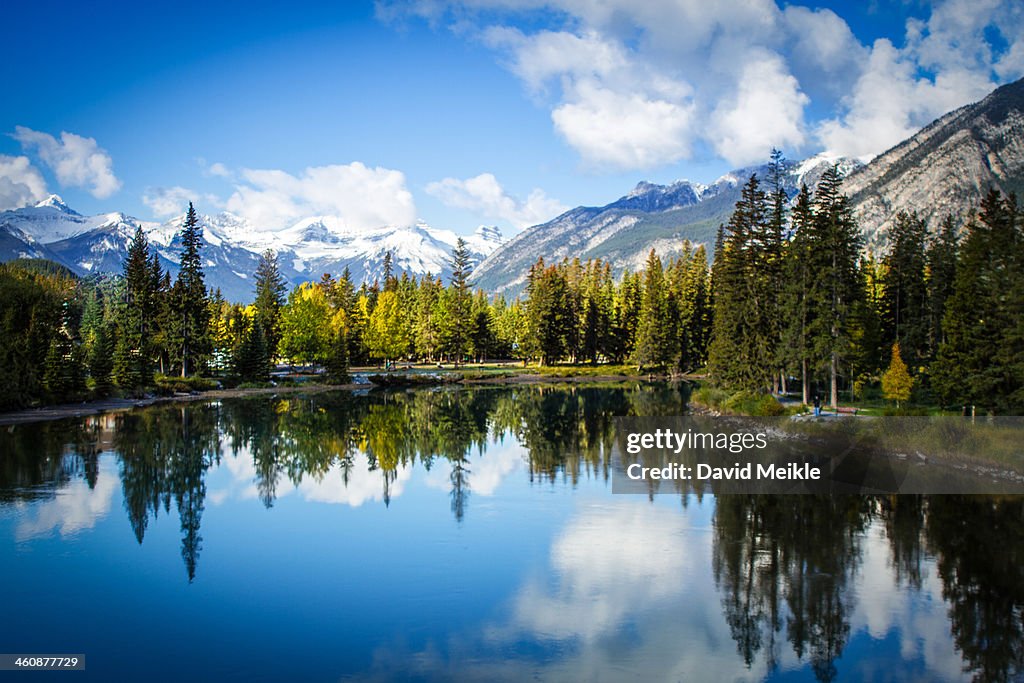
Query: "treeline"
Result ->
[[2, 164, 1021, 413], [522, 244, 710, 369], [0, 202, 534, 409], [707, 151, 1023, 413]]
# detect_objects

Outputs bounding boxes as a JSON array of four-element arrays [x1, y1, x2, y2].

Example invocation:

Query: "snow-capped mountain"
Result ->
[[470, 155, 863, 295], [0, 198, 504, 302]]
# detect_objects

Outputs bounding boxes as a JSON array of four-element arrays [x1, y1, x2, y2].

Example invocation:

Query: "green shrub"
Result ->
[[723, 390, 786, 416]]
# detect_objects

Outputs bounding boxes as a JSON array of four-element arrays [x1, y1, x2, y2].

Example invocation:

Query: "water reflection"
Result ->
[[0, 385, 1022, 682]]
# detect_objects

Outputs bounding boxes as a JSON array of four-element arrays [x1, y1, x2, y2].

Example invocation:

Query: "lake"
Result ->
[[1, 385, 1021, 682]]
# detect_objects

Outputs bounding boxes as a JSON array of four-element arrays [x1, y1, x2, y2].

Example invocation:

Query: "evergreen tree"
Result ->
[[611, 271, 642, 364], [933, 190, 1021, 411], [634, 250, 668, 370], [447, 238, 473, 364], [43, 332, 83, 400], [807, 167, 862, 408], [172, 202, 210, 376], [881, 211, 929, 367], [233, 320, 269, 382], [926, 215, 959, 357], [708, 174, 777, 391], [779, 185, 818, 403], [325, 325, 350, 383], [382, 250, 396, 291], [88, 321, 114, 396], [524, 259, 570, 365], [113, 226, 155, 387], [253, 249, 286, 371]]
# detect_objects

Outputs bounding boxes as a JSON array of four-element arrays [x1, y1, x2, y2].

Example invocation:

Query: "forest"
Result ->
[[0, 151, 1021, 414]]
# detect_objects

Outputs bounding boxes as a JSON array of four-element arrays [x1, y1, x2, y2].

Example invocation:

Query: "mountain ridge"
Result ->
[[0, 198, 503, 302]]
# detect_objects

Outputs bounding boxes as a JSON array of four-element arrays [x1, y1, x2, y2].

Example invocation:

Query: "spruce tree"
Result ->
[[89, 321, 114, 396], [325, 326, 350, 382], [926, 215, 959, 356], [447, 238, 473, 364], [524, 259, 569, 365], [807, 167, 861, 408], [634, 249, 668, 371], [933, 191, 1020, 411], [708, 174, 776, 392], [113, 226, 155, 387], [172, 203, 210, 376], [881, 211, 929, 367], [253, 249, 286, 372]]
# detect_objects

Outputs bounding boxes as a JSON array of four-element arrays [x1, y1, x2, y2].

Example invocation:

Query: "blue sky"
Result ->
[[1, 0, 1021, 236]]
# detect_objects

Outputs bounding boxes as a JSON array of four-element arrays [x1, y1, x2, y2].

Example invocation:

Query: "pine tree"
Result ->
[[253, 249, 286, 372], [382, 250, 395, 292], [708, 174, 777, 391], [926, 215, 959, 357], [89, 321, 114, 396], [233, 320, 269, 382], [172, 203, 210, 376], [807, 167, 862, 408], [634, 250, 668, 371], [113, 226, 155, 387], [933, 190, 1020, 411], [447, 238, 473, 364], [611, 271, 642, 364], [881, 211, 929, 367], [524, 259, 569, 365], [325, 326, 350, 382]]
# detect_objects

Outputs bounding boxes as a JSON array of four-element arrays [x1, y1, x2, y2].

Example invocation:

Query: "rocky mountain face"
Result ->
[[0, 198, 503, 302], [473, 77, 1024, 295], [470, 155, 861, 295], [844, 77, 1024, 251]]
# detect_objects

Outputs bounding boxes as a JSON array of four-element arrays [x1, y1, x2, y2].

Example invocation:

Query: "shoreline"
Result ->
[[0, 371, 672, 426]]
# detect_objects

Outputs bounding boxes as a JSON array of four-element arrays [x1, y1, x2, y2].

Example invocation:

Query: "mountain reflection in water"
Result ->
[[0, 385, 1021, 683]]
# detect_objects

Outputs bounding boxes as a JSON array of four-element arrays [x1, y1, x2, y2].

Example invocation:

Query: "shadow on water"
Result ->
[[0, 383, 1022, 682]]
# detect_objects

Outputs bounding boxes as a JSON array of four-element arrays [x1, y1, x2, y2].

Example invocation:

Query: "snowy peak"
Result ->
[[608, 180, 701, 213], [33, 194, 78, 215], [0, 196, 504, 302]]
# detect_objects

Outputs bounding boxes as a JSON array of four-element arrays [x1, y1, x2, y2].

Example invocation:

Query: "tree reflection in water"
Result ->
[[0, 384, 1021, 682]]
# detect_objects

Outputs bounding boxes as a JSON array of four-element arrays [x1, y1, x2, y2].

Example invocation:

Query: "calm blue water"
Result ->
[[0, 386, 1020, 682]]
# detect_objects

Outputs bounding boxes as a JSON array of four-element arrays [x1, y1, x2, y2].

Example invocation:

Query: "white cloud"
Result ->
[[426, 172, 566, 230], [484, 27, 628, 93], [710, 51, 809, 165], [207, 162, 231, 178], [502, 500, 695, 643], [143, 186, 224, 219], [16, 459, 118, 541], [384, 0, 1024, 168], [552, 81, 696, 169], [484, 26, 697, 169], [198, 158, 233, 179], [0, 155, 48, 210], [224, 162, 417, 231], [12, 126, 121, 198]]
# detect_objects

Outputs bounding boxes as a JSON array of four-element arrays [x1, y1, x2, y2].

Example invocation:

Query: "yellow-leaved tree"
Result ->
[[881, 342, 913, 408]]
